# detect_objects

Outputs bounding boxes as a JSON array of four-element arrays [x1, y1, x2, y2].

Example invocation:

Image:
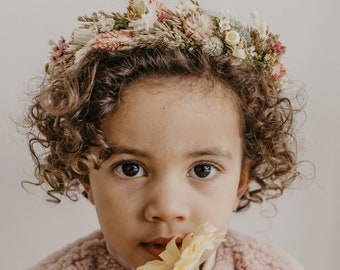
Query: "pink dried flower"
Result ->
[[272, 41, 286, 55], [183, 13, 214, 42], [50, 37, 69, 62], [94, 30, 132, 51]]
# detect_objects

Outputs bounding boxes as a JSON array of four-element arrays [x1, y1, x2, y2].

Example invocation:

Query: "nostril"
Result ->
[[150, 215, 163, 222]]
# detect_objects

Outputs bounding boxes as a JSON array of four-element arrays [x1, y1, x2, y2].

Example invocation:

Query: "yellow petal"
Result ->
[[181, 232, 193, 250], [159, 237, 181, 263]]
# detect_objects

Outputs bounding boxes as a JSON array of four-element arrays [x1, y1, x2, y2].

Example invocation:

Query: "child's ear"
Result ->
[[233, 158, 252, 210], [82, 180, 95, 205]]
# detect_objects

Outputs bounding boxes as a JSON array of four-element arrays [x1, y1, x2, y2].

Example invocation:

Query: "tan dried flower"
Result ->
[[128, 0, 148, 20], [94, 30, 133, 50]]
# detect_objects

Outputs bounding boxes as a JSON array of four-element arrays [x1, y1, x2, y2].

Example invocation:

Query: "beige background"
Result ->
[[0, 0, 339, 269]]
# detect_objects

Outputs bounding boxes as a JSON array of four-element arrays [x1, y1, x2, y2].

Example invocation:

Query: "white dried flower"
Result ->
[[225, 30, 240, 46], [202, 36, 224, 56], [98, 17, 115, 32], [72, 26, 98, 46], [232, 49, 247, 59], [271, 64, 281, 76]]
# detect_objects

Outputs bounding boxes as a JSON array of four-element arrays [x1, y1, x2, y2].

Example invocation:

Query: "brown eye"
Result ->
[[114, 162, 146, 178], [188, 163, 218, 179]]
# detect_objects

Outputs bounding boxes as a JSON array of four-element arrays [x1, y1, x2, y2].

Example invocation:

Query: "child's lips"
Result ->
[[141, 237, 182, 257]]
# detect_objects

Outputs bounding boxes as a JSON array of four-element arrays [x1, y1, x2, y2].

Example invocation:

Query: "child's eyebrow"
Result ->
[[109, 146, 149, 158], [185, 148, 233, 160]]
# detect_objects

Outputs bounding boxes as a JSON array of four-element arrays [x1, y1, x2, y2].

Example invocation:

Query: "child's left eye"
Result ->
[[113, 161, 146, 179], [188, 163, 219, 179]]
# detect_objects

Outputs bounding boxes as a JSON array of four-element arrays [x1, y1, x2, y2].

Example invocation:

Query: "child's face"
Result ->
[[86, 76, 250, 268]]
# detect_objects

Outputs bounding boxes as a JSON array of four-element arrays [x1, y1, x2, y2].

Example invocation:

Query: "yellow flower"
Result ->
[[137, 222, 225, 270]]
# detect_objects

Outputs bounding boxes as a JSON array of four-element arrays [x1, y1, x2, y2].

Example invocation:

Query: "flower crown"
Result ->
[[48, 0, 287, 88]]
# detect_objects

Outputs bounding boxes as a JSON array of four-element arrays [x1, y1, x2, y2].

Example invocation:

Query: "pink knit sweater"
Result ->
[[29, 230, 303, 270]]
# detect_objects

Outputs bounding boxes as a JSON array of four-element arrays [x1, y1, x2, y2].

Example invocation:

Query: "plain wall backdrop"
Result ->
[[1, 0, 339, 269]]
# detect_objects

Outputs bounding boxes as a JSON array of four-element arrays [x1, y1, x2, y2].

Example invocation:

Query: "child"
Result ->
[[25, 0, 304, 269]]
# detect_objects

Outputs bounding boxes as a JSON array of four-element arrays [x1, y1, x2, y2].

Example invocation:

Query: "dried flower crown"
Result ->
[[48, 0, 287, 89]]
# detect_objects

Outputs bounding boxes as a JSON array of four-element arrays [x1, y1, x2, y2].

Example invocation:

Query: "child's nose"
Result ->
[[143, 177, 190, 223]]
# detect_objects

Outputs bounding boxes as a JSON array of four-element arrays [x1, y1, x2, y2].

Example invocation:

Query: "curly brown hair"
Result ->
[[25, 46, 301, 210]]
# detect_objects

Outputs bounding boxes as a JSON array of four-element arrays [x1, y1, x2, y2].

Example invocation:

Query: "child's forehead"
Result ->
[[101, 74, 243, 149], [104, 74, 241, 126], [122, 74, 233, 97]]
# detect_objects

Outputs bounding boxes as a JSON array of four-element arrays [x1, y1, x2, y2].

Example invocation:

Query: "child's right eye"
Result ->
[[113, 161, 146, 178]]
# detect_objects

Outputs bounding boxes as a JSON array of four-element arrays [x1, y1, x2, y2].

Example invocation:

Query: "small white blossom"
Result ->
[[233, 49, 247, 59], [225, 30, 240, 46]]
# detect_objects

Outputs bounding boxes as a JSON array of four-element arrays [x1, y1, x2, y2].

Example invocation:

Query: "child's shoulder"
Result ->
[[29, 230, 123, 270], [215, 229, 304, 270]]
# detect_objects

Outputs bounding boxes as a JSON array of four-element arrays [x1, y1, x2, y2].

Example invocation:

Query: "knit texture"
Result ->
[[29, 230, 304, 270]]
